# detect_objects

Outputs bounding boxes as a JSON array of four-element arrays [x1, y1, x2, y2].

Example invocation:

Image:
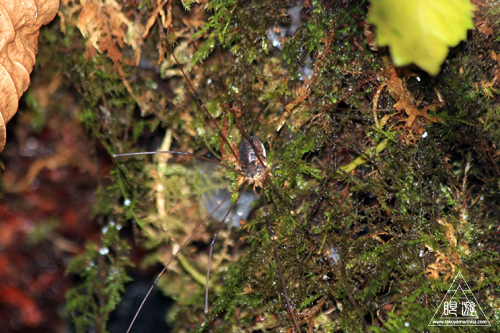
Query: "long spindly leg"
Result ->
[[203, 183, 250, 315], [169, 50, 239, 161], [122, 184, 234, 333], [262, 190, 301, 332], [164, 27, 300, 331]]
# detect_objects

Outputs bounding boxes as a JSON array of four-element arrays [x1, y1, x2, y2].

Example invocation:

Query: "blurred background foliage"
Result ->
[[0, 0, 500, 332]]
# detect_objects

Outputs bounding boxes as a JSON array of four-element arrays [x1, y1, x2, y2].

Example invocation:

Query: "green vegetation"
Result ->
[[368, 0, 474, 75], [35, 0, 500, 331]]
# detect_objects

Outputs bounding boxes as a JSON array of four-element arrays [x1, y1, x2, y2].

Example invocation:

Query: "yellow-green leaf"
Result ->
[[368, 0, 474, 75]]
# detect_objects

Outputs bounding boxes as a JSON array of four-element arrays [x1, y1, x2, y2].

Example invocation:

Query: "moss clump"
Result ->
[[46, 0, 500, 331]]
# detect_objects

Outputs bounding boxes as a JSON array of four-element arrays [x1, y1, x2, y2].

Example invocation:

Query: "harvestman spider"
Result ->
[[112, 36, 387, 330], [111, 5, 396, 327], [114, 48, 305, 331]]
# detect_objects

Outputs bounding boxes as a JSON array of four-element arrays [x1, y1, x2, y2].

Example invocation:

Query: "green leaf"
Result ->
[[368, 0, 474, 75]]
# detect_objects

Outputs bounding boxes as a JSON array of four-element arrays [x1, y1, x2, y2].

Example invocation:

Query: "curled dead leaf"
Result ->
[[0, 0, 60, 153]]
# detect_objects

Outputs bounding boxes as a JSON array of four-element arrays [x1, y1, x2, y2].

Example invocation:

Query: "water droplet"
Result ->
[[329, 247, 340, 263], [23, 137, 38, 156], [26, 137, 38, 150]]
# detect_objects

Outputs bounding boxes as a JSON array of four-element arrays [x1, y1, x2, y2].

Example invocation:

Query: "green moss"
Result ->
[[46, 0, 500, 331], [66, 222, 132, 333]]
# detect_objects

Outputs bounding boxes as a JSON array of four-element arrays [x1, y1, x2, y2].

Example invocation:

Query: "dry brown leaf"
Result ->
[[0, 0, 60, 153], [473, 0, 495, 36], [437, 218, 458, 248], [69, 0, 144, 67], [378, 67, 444, 141]]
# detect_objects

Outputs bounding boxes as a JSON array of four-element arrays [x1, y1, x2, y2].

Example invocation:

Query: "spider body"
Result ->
[[238, 135, 268, 189]]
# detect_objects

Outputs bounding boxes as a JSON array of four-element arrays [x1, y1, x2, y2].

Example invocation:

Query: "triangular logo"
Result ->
[[429, 271, 490, 326]]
